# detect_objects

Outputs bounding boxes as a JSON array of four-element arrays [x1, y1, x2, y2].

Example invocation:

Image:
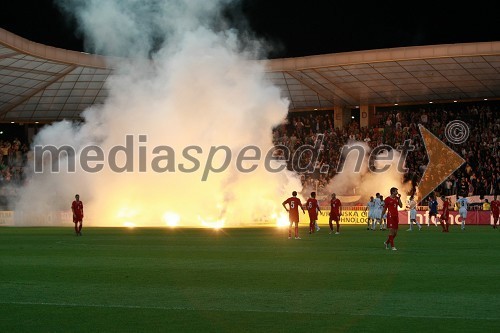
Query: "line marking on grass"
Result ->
[[2, 301, 499, 321]]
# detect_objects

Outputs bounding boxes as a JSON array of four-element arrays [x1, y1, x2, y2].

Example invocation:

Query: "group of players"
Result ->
[[283, 189, 500, 250], [365, 193, 389, 231], [367, 193, 469, 233], [282, 191, 341, 240], [407, 194, 500, 232], [282, 187, 404, 249]]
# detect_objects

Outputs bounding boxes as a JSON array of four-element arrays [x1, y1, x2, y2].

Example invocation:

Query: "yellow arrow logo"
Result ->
[[417, 124, 465, 204]]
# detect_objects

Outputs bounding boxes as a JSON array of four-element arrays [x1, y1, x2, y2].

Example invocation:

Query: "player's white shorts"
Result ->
[[374, 209, 382, 219], [368, 210, 375, 219], [459, 208, 467, 218], [410, 209, 416, 220]]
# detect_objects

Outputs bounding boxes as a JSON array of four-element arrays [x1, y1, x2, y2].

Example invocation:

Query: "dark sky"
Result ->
[[1, 0, 499, 59]]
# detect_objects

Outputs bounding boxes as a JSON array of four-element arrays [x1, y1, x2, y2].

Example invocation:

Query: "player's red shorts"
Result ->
[[329, 213, 340, 222], [73, 214, 83, 223], [440, 214, 449, 221], [308, 213, 318, 221], [387, 216, 399, 229]]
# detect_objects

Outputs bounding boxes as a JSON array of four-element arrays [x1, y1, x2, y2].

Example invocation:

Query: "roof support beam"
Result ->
[[0, 65, 77, 119]]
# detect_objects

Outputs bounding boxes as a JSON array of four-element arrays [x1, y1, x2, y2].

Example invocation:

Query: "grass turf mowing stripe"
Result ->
[[1, 226, 499, 332], [1, 300, 500, 321]]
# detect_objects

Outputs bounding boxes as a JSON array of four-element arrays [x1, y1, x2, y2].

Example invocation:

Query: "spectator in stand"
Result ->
[[483, 199, 490, 211], [0, 142, 9, 166], [272, 101, 499, 206], [444, 179, 453, 196]]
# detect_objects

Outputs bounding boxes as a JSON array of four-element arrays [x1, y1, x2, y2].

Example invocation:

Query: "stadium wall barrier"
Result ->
[[0, 210, 496, 226], [0, 211, 74, 226], [316, 209, 495, 226], [0, 211, 14, 226]]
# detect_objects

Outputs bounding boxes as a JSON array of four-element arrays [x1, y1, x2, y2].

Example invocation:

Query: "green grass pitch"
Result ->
[[1, 225, 499, 332]]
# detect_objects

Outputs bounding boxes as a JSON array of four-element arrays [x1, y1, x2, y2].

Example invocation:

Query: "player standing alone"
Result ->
[[491, 195, 500, 229], [457, 195, 468, 231], [378, 194, 387, 230], [439, 195, 450, 232], [329, 193, 342, 235], [428, 195, 439, 227], [382, 187, 403, 251], [306, 192, 321, 234], [283, 191, 305, 239], [71, 194, 84, 236], [406, 195, 421, 231], [366, 196, 376, 230]]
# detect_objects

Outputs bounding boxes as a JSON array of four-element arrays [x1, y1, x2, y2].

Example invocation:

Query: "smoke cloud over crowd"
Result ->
[[12, 0, 414, 227], [326, 140, 412, 204], [14, 0, 300, 227]]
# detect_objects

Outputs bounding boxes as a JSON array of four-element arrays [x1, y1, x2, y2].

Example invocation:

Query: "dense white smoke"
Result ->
[[14, 0, 301, 227], [326, 140, 412, 205]]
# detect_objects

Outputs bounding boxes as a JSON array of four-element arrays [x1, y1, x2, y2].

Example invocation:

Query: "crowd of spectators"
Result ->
[[0, 138, 28, 185], [272, 101, 500, 203], [0, 138, 29, 208], [0, 101, 498, 209]]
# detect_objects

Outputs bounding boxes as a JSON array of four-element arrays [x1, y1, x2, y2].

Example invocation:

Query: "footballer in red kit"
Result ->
[[306, 192, 321, 234], [440, 196, 450, 232], [329, 193, 342, 234], [71, 194, 84, 236], [382, 187, 402, 250], [282, 191, 305, 239], [491, 195, 499, 228]]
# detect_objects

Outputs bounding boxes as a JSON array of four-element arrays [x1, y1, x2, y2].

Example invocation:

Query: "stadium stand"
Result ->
[[272, 101, 499, 204]]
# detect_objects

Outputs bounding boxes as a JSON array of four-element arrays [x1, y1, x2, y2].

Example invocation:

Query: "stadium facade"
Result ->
[[1, 27, 499, 133]]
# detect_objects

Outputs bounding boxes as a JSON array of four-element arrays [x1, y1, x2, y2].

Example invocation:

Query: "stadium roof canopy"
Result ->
[[1, 28, 500, 123]]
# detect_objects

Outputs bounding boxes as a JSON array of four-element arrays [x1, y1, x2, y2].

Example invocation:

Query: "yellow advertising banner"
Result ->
[[0, 211, 15, 226], [317, 208, 369, 225]]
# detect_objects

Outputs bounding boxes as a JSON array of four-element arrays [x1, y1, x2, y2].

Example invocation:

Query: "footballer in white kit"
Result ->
[[457, 196, 468, 230]]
